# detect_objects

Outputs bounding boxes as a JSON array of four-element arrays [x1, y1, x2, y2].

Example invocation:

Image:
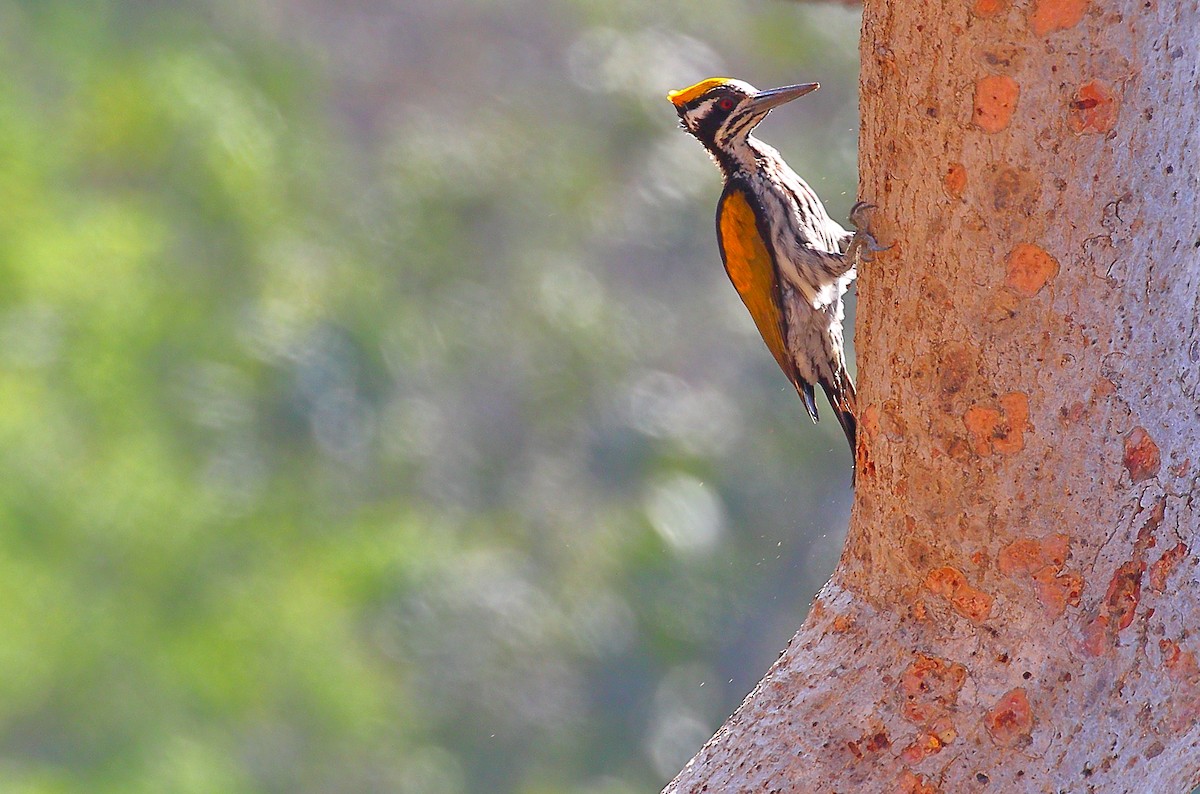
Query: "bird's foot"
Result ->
[[848, 200, 876, 230], [847, 201, 890, 264]]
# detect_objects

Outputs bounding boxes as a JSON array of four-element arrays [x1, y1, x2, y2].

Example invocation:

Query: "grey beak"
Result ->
[[747, 82, 820, 114]]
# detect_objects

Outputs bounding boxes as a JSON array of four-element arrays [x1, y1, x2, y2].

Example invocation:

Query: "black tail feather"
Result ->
[[798, 381, 819, 424], [819, 377, 857, 483]]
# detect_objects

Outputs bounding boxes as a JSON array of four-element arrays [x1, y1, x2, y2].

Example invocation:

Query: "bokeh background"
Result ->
[[0, 1, 861, 791]]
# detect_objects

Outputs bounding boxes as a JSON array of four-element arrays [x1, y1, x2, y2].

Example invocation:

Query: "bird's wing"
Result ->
[[716, 185, 801, 397]]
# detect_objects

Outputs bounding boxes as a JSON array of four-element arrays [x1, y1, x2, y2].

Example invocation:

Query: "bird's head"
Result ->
[[667, 77, 819, 156]]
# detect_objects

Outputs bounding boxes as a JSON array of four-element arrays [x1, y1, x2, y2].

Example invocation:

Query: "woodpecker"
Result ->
[[668, 77, 875, 458]]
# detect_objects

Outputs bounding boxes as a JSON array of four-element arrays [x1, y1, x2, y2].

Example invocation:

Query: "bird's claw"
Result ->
[[847, 201, 890, 263], [848, 200, 875, 229]]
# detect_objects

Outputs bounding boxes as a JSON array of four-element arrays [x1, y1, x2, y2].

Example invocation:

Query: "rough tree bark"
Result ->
[[666, 1, 1199, 791]]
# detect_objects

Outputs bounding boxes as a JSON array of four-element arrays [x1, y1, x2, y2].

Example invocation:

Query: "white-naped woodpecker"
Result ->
[[667, 77, 879, 465]]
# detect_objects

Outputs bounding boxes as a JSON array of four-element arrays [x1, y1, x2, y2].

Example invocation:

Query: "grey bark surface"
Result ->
[[665, 0, 1200, 791]]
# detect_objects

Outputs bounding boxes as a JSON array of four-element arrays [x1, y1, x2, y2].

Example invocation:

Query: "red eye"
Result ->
[[718, 97, 736, 111]]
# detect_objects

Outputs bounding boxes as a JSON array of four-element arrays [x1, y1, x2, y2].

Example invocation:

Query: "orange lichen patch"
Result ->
[[858, 403, 880, 479], [985, 688, 1033, 746], [901, 654, 967, 699], [999, 541, 1046, 575], [900, 732, 946, 764], [861, 403, 881, 437], [831, 613, 857, 633], [997, 393, 1030, 450], [1082, 559, 1147, 655], [1123, 427, 1161, 482], [1105, 560, 1145, 631], [1080, 614, 1110, 656], [900, 653, 967, 728], [864, 729, 892, 752], [944, 162, 968, 198], [1083, 500, 1164, 654], [973, 75, 1019, 133], [846, 728, 892, 764], [924, 566, 994, 622], [864, 407, 883, 482], [964, 392, 1030, 456], [1000, 535, 1079, 617], [1031, 565, 1084, 617], [1030, 0, 1088, 35], [973, 0, 1007, 17], [860, 446, 876, 480], [1148, 543, 1187, 592], [892, 770, 940, 794], [1170, 458, 1190, 477], [1160, 639, 1199, 677], [1069, 81, 1119, 134], [965, 405, 1004, 454], [1006, 243, 1059, 296], [1159, 640, 1200, 731], [998, 534, 1070, 575], [1139, 496, 1166, 541], [955, 586, 994, 622]]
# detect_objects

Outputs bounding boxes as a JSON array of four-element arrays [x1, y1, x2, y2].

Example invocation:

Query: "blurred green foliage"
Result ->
[[0, 0, 860, 791]]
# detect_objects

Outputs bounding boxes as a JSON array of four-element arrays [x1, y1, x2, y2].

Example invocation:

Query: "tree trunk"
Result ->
[[665, 1, 1200, 791]]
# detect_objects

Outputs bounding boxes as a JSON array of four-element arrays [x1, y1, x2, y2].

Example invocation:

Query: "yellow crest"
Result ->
[[667, 77, 733, 107]]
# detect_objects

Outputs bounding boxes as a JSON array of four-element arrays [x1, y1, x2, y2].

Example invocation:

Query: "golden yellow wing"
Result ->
[[716, 187, 794, 383]]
